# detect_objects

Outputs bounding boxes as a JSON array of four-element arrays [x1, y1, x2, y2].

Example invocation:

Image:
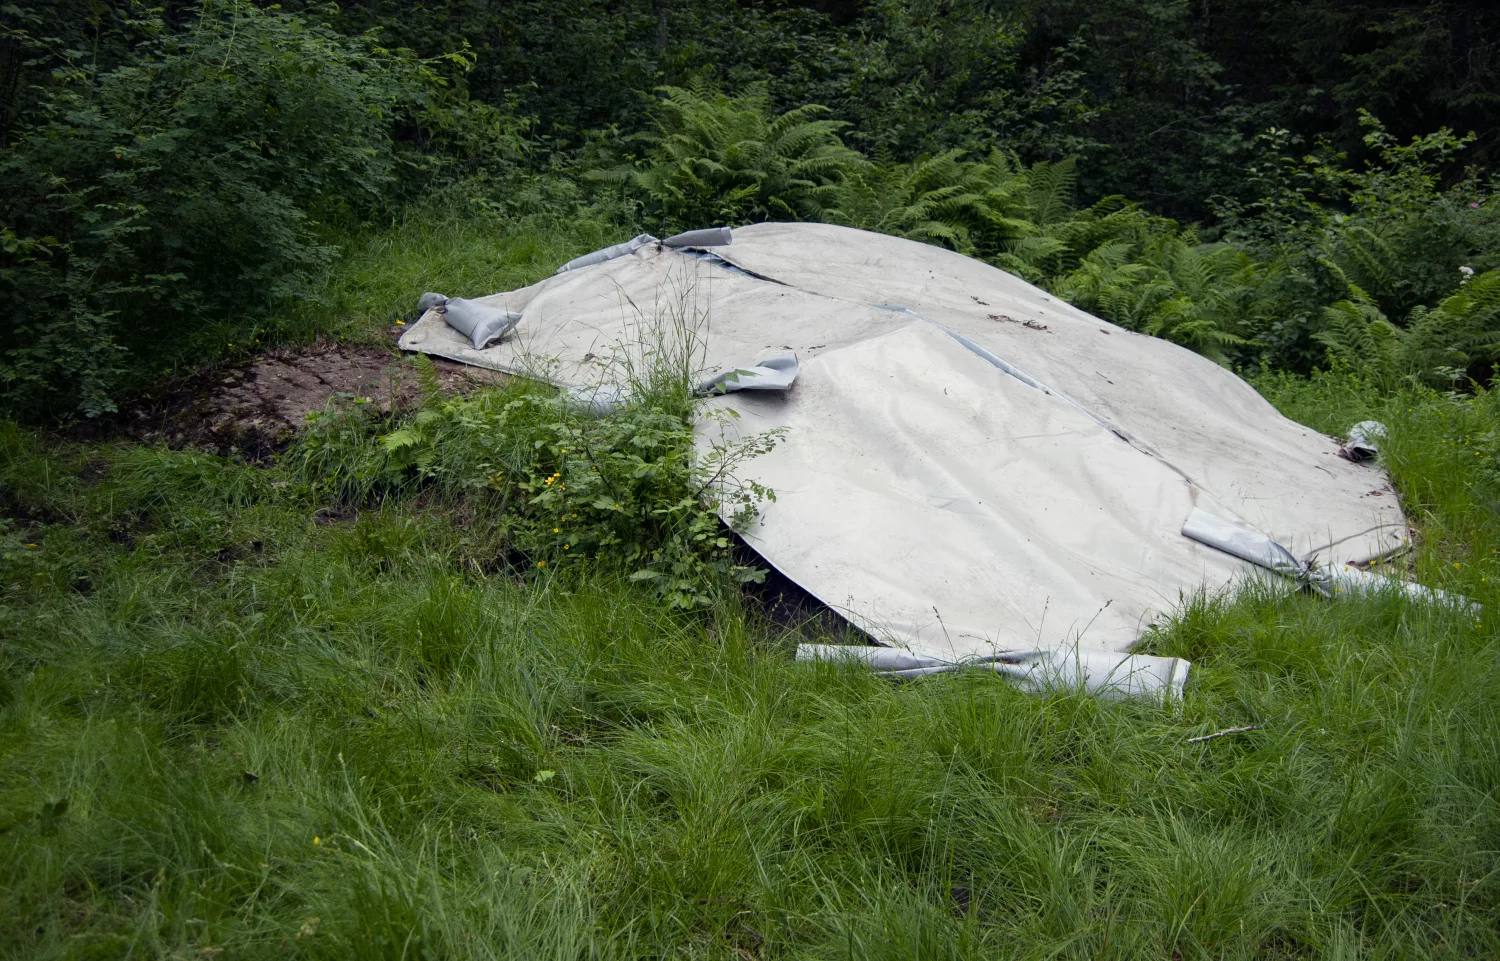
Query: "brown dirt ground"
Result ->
[[82, 326, 503, 460]]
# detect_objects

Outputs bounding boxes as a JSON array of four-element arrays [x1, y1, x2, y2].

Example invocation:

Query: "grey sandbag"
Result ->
[[555, 234, 658, 274], [662, 226, 733, 248], [418, 292, 521, 350], [1180, 507, 1301, 577], [698, 352, 797, 395]]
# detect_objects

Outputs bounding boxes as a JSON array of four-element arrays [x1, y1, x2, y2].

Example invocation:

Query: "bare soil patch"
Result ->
[[81, 331, 501, 460]]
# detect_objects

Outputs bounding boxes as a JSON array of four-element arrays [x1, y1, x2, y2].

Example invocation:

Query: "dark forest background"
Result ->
[[4, 0, 1499, 416]]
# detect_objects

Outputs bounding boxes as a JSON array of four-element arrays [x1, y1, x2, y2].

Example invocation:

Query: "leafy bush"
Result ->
[[831, 149, 1065, 260], [289, 361, 780, 610], [1051, 231, 1258, 362], [1216, 115, 1500, 374], [0, 2, 457, 418]]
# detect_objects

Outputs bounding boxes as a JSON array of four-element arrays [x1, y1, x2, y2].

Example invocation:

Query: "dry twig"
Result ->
[[1186, 724, 1262, 744]]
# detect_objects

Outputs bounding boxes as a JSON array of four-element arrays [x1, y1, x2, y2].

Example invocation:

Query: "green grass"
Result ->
[[184, 202, 628, 368], [307, 204, 626, 338], [5, 226, 1500, 957]]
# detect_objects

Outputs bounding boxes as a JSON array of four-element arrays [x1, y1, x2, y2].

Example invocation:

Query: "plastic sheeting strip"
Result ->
[[1181, 507, 1476, 611], [796, 643, 1190, 701]]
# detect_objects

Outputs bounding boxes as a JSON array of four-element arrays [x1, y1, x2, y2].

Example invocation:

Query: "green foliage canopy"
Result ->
[[0, 2, 461, 416]]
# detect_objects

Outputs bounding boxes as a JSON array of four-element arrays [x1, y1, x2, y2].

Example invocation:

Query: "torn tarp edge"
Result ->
[[697, 353, 798, 396]]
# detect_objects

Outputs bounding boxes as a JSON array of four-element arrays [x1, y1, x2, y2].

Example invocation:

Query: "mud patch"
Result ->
[[88, 334, 502, 460]]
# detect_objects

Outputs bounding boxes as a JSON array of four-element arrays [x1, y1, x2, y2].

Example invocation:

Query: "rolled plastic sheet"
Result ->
[[796, 643, 1191, 701], [1181, 506, 1475, 611], [555, 234, 658, 274], [662, 226, 733, 248], [697, 353, 798, 395]]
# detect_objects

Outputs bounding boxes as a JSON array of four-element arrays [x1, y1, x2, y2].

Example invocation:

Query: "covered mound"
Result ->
[[399, 223, 1407, 665]]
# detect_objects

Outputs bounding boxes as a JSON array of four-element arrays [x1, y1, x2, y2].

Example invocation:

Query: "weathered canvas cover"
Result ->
[[399, 223, 1407, 661]]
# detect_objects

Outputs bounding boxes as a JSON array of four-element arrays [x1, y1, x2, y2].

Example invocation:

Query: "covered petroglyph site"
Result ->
[[6, 1, 1500, 954]]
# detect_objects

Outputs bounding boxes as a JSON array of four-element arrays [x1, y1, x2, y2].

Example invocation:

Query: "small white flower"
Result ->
[[1460, 265, 1475, 285]]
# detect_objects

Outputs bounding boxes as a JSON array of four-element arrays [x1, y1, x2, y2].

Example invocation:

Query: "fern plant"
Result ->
[[830, 149, 1035, 254], [593, 84, 868, 231], [1315, 271, 1500, 390], [1050, 231, 1255, 363]]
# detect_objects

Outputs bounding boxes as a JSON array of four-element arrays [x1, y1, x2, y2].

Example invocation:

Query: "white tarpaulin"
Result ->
[[399, 223, 1409, 670]]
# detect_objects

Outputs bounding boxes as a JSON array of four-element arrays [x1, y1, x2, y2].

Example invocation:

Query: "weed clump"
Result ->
[[289, 360, 778, 609]]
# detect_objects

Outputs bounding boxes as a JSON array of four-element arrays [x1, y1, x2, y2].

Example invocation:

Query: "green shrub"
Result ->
[[0, 2, 456, 418], [1216, 115, 1500, 375], [390, 387, 779, 609], [1050, 231, 1258, 362], [288, 361, 781, 611], [831, 149, 1060, 260]]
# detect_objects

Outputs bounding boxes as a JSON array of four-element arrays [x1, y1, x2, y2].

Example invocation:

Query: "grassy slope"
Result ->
[[3, 223, 1500, 959], [184, 206, 627, 368]]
